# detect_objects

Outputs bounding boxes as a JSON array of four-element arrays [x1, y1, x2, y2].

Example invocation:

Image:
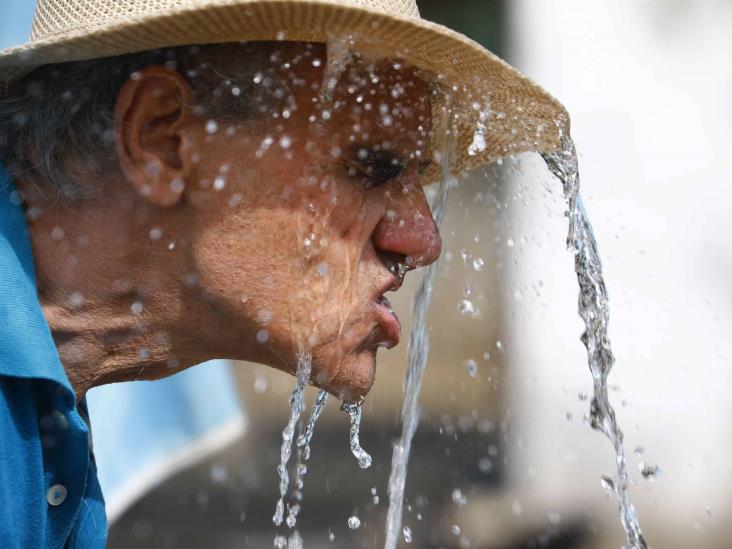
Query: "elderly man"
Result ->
[[0, 0, 563, 546]]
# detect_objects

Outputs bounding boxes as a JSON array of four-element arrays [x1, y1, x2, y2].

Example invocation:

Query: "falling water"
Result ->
[[542, 136, 648, 549], [341, 400, 372, 469], [297, 389, 329, 460], [321, 38, 351, 104], [283, 389, 330, 528], [274, 37, 351, 533], [272, 352, 312, 526], [384, 111, 453, 549]]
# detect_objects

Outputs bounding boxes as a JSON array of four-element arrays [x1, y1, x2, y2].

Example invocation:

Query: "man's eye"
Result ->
[[347, 148, 406, 189]]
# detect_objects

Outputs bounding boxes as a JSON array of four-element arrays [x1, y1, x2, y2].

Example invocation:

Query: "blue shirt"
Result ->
[[0, 165, 107, 547]]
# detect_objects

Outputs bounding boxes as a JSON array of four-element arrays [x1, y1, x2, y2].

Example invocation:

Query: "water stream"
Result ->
[[542, 135, 648, 549], [341, 400, 372, 469], [384, 110, 454, 549], [296, 389, 329, 461], [272, 352, 312, 527], [284, 389, 330, 529]]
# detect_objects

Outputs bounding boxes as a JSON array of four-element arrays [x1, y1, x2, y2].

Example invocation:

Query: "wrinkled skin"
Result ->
[[18, 42, 442, 402]]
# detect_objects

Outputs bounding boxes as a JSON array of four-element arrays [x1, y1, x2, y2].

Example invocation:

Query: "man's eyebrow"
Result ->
[[347, 144, 434, 179], [349, 142, 431, 164]]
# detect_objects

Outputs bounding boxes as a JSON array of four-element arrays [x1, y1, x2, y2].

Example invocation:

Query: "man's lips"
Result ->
[[374, 294, 401, 348]]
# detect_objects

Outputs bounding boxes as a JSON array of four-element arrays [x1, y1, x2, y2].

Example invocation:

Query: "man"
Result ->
[[0, 0, 564, 546]]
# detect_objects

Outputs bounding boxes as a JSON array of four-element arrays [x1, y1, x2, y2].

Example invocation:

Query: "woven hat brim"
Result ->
[[0, 0, 569, 177]]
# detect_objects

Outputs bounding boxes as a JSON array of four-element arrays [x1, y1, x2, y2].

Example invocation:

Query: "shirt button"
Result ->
[[47, 484, 68, 506]]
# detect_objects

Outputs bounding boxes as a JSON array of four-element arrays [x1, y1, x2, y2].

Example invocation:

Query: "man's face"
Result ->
[[180, 44, 441, 400]]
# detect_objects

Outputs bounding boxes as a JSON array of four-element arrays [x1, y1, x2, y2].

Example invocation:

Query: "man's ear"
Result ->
[[115, 66, 193, 207]]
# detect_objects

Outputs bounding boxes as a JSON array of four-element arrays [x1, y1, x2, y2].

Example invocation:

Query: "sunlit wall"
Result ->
[[505, 1, 732, 548]]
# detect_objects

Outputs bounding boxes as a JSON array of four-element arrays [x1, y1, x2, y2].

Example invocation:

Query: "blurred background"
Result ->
[[3, 0, 732, 547]]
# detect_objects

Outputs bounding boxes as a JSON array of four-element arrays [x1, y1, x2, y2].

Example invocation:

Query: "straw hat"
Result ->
[[0, 0, 568, 174]]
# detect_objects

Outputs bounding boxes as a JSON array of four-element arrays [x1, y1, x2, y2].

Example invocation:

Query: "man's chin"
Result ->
[[322, 348, 377, 402]]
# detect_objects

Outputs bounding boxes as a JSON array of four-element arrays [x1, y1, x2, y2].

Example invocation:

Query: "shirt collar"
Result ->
[[0, 164, 76, 407]]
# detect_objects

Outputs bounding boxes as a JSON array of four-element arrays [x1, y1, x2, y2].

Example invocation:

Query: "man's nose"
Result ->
[[371, 180, 442, 269]]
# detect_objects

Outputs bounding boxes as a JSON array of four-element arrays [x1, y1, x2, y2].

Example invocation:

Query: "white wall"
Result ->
[[505, 1, 732, 547]]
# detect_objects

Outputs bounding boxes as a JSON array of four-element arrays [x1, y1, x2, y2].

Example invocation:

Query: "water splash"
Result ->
[[542, 135, 648, 549], [341, 400, 372, 469], [384, 105, 454, 549], [284, 389, 330, 528], [321, 38, 352, 105], [272, 352, 312, 526]]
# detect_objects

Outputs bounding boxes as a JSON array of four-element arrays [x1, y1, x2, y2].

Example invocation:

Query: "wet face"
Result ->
[[107, 43, 442, 400]]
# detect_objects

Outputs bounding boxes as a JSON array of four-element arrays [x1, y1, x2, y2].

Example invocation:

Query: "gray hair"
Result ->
[[0, 42, 307, 199]]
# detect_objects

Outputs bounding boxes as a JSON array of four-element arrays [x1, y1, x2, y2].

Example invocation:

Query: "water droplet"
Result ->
[[479, 459, 492, 472], [257, 309, 273, 325], [69, 292, 84, 308], [205, 120, 218, 134], [451, 488, 467, 506], [210, 463, 227, 483], [149, 227, 162, 240], [279, 135, 292, 149], [370, 486, 380, 505], [472, 258, 484, 271], [213, 175, 226, 190], [639, 462, 660, 480], [458, 300, 477, 317], [254, 376, 268, 393], [450, 524, 461, 536], [511, 501, 523, 516], [464, 360, 477, 378], [170, 178, 185, 193], [328, 530, 335, 541], [506, 237, 515, 248], [256, 329, 270, 343], [347, 515, 361, 530], [285, 506, 298, 528], [51, 226, 64, 240], [600, 475, 615, 494], [403, 526, 413, 543], [131, 302, 144, 316]]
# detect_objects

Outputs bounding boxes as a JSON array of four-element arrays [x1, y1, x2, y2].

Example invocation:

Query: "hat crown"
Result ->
[[31, 0, 420, 41]]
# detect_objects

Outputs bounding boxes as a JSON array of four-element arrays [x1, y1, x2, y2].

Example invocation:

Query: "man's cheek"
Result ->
[[325, 188, 370, 235]]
